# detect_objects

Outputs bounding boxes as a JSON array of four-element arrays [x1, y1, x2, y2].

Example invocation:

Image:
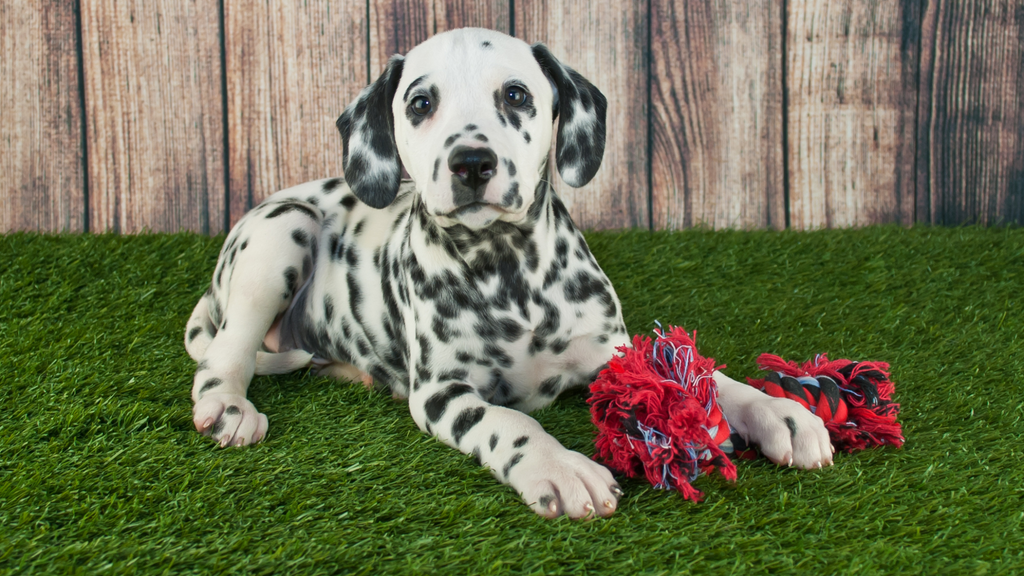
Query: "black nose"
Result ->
[[448, 145, 497, 198]]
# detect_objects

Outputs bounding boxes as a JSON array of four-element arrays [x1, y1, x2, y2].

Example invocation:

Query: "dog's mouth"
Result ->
[[445, 202, 511, 218]]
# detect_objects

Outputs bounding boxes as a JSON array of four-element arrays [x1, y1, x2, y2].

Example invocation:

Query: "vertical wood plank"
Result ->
[[515, 1, 648, 231], [0, 1, 85, 232], [917, 0, 1024, 225], [650, 0, 785, 230], [368, 0, 509, 82], [787, 0, 921, 229], [82, 0, 224, 234], [226, 0, 367, 224]]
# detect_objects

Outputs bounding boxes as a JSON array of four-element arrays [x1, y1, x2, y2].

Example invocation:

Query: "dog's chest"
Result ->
[[401, 223, 618, 410], [297, 211, 610, 406]]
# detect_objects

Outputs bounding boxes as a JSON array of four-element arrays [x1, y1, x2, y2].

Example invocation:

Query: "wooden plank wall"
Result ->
[[3, 0, 1023, 233], [1, 1, 85, 232]]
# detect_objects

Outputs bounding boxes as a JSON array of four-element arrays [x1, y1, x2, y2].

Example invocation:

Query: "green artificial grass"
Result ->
[[1, 226, 1022, 575]]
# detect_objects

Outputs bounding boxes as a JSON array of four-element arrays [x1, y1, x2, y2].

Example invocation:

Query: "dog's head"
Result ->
[[336, 28, 606, 229]]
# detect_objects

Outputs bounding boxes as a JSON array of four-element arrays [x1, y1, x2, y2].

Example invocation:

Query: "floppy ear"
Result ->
[[530, 43, 608, 188], [336, 55, 405, 209]]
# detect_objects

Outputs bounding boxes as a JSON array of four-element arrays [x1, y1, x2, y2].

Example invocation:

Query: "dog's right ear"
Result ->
[[336, 56, 405, 209]]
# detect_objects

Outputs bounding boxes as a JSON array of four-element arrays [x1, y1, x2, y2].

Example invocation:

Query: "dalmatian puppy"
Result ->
[[184, 28, 833, 519]]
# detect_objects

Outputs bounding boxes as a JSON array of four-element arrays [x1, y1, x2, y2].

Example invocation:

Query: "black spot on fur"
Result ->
[[501, 182, 520, 208], [451, 407, 486, 444], [322, 178, 343, 192], [291, 229, 309, 247], [549, 338, 569, 355], [345, 245, 359, 267], [539, 376, 561, 396], [513, 436, 529, 448], [355, 337, 369, 357], [266, 202, 319, 221], [323, 295, 334, 323], [438, 369, 469, 383], [283, 267, 299, 298], [474, 134, 488, 143], [225, 405, 240, 416], [474, 317, 523, 342], [425, 383, 474, 423], [785, 416, 798, 438], [539, 495, 556, 509], [403, 75, 426, 101], [528, 335, 546, 355], [200, 378, 222, 395], [489, 434, 499, 451], [432, 316, 459, 343], [340, 195, 358, 209], [502, 453, 523, 479], [432, 158, 440, 182], [481, 41, 492, 48], [564, 270, 608, 303], [484, 344, 513, 368], [444, 134, 461, 148], [240, 240, 248, 251], [188, 326, 203, 342]]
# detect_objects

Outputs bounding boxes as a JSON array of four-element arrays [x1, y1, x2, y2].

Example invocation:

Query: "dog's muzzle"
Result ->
[[449, 145, 497, 208]]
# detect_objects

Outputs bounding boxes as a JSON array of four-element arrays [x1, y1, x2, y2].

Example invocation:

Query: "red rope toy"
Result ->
[[746, 353, 904, 453], [588, 325, 904, 501]]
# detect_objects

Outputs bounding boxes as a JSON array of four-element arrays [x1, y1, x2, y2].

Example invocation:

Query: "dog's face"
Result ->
[[337, 28, 607, 230]]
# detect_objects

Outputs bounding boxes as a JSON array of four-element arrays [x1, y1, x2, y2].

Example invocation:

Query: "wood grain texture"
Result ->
[[82, 0, 224, 233], [225, 0, 366, 224], [515, 0, 648, 231], [786, 0, 921, 229], [1, 1, 85, 232], [650, 0, 785, 230], [916, 0, 1024, 225], [368, 0, 510, 81]]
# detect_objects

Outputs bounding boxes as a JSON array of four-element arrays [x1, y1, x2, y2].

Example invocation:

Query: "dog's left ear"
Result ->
[[530, 43, 607, 188], [336, 55, 405, 209]]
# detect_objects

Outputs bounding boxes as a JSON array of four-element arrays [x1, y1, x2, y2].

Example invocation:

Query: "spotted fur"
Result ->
[[184, 28, 834, 520]]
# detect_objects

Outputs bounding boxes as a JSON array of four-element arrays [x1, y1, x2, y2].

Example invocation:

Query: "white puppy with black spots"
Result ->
[[185, 28, 833, 519]]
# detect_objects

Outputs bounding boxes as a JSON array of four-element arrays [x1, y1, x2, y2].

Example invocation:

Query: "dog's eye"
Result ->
[[409, 96, 432, 116], [504, 86, 528, 107]]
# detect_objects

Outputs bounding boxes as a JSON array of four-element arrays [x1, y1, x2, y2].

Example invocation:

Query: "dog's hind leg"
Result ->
[[188, 201, 321, 447]]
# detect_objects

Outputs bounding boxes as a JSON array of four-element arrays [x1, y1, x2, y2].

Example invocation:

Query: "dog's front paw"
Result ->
[[731, 395, 834, 469], [192, 393, 269, 447], [510, 445, 621, 519]]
